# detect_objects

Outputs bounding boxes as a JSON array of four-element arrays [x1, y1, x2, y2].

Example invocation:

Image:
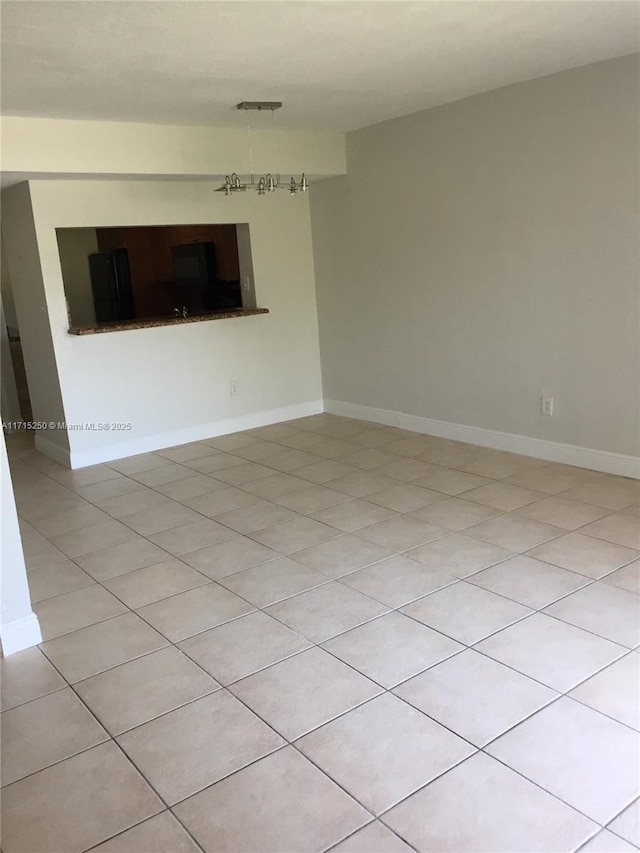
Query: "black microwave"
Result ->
[[172, 242, 217, 287]]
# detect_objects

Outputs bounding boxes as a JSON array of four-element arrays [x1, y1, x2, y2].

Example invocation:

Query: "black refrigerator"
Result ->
[[89, 248, 135, 322]]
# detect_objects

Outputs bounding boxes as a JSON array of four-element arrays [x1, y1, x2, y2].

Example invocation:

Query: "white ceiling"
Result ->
[[1, 1, 638, 132]]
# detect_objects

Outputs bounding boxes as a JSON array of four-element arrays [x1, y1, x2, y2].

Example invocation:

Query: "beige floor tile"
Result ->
[[329, 471, 398, 498], [464, 482, 547, 511], [240, 472, 311, 499], [341, 555, 456, 608], [569, 653, 640, 730], [77, 477, 147, 504], [49, 519, 139, 558], [181, 535, 277, 579], [561, 480, 640, 511], [30, 503, 110, 537], [96, 488, 175, 519], [148, 518, 237, 555], [277, 431, 328, 450], [457, 454, 541, 480], [528, 532, 639, 579], [109, 452, 175, 475], [230, 435, 291, 457], [622, 503, 640, 518], [331, 822, 414, 852], [41, 611, 169, 683], [261, 449, 321, 471], [544, 583, 640, 648], [581, 514, 640, 551], [402, 581, 532, 645], [384, 751, 597, 852], [295, 459, 359, 484], [275, 485, 353, 514], [487, 698, 640, 824], [266, 582, 388, 643], [292, 534, 394, 578], [467, 514, 564, 551], [214, 499, 300, 533], [219, 556, 328, 607], [468, 555, 591, 609], [297, 693, 473, 814], [414, 468, 493, 496], [312, 499, 397, 532], [75, 646, 218, 734], [335, 448, 398, 469], [376, 458, 441, 482], [157, 442, 221, 463], [52, 465, 124, 490], [174, 746, 368, 853], [183, 452, 244, 474], [323, 611, 463, 688], [608, 799, 640, 848], [367, 484, 446, 513], [103, 559, 210, 608], [122, 502, 203, 536], [154, 473, 227, 501], [21, 533, 67, 570], [214, 461, 278, 486], [230, 647, 381, 740], [409, 496, 502, 531], [137, 582, 254, 642], [581, 829, 637, 852], [179, 611, 311, 685], [207, 433, 265, 452], [312, 440, 363, 460], [1, 687, 108, 785], [407, 532, 513, 578], [604, 560, 640, 594], [515, 496, 610, 530], [356, 516, 447, 551], [384, 436, 438, 457], [476, 613, 627, 692], [394, 649, 557, 746], [27, 559, 95, 603], [91, 811, 201, 853], [506, 464, 602, 495], [184, 486, 260, 516], [117, 691, 284, 805], [34, 584, 128, 640], [0, 646, 66, 711], [250, 516, 339, 554], [0, 741, 162, 853], [76, 537, 170, 581]]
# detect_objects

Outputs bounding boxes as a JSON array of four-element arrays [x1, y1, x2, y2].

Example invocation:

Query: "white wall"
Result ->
[[311, 55, 640, 462], [1, 236, 19, 333], [2, 183, 69, 454], [0, 432, 42, 654], [56, 228, 98, 327], [22, 180, 323, 467], [1, 116, 346, 181]]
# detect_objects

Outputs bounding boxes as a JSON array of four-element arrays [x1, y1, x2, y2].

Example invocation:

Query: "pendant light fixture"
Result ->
[[216, 102, 308, 196]]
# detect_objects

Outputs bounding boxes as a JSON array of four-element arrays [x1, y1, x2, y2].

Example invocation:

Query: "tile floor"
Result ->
[[2, 414, 640, 853]]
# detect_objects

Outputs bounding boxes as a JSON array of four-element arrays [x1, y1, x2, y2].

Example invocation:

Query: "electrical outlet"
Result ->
[[541, 396, 554, 416], [230, 380, 240, 397], [242, 277, 251, 293]]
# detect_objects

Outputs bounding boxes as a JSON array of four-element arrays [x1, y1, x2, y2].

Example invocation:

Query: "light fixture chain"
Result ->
[[271, 106, 280, 185], [245, 107, 255, 185]]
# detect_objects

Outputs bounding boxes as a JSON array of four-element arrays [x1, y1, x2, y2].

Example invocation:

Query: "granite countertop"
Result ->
[[68, 308, 270, 335]]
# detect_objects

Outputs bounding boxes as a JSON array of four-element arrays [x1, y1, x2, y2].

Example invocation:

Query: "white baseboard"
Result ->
[[41, 400, 324, 469], [34, 434, 71, 467], [324, 399, 640, 479], [0, 612, 42, 655]]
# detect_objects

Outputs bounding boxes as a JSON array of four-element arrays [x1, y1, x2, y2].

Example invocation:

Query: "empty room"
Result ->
[[0, 2, 639, 852]]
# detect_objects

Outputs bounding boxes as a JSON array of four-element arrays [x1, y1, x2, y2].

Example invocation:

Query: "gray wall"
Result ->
[[311, 55, 640, 457]]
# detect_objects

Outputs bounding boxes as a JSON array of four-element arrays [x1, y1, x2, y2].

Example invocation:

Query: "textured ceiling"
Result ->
[[1, 1, 638, 131]]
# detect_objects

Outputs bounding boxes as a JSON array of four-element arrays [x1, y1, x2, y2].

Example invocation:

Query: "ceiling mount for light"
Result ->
[[216, 101, 308, 197]]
